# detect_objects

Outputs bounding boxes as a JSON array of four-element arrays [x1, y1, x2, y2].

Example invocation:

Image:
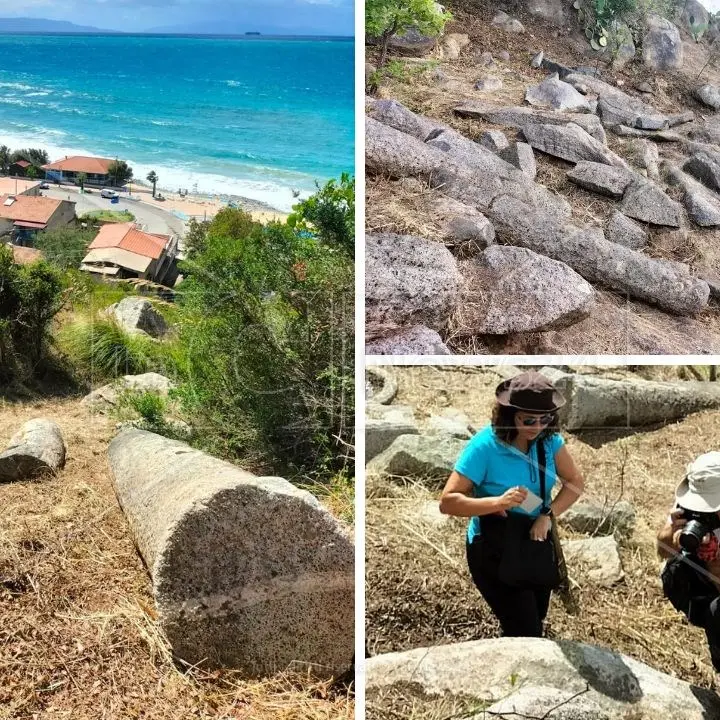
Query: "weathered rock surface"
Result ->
[[521, 122, 627, 167], [488, 195, 707, 315], [387, 27, 437, 55], [619, 180, 682, 227], [643, 14, 683, 71], [366, 638, 720, 720], [633, 138, 659, 181], [427, 409, 472, 439], [366, 326, 451, 355], [455, 100, 607, 143], [366, 434, 465, 483], [81, 373, 175, 413], [525, 73, 593, 112], [456, 245, 594, 335], [479, 129, 509, 152], [606, 211, 648, 250], [525, 0, 566, 24], [367, 98, 446, 141], [566, 161, 637, 198], [666, 165, 720, 227], [499, 142, 537, 179], [683, 150, 720, 193], [682, 0, 710, 40], [0, 419, 66, 482], [367, 114, 569, 221], [563, 536, 624, 587], [440, 33, 469, 60], [694, 84, 720, 110], [366, 233, 460, 333], [492, 10, 525, 33], [608, 19, 636, 69], [542, 368, 720, 430], [429, 195, 496, 252], [108, 429, 354, 677], [561, 499, 636, 540], [366, 367, 398, 405], [106, 297, 168, 338], [366, 405, 420, 461], [564, 73, 669, 130], [474, 77, 503, 93]]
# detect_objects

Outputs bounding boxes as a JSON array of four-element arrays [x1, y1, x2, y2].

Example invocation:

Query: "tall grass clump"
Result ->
[[58, 318, 161, 381]]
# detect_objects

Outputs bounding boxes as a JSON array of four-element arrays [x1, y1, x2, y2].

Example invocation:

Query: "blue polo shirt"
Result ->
[[454, 424, 565, 543]]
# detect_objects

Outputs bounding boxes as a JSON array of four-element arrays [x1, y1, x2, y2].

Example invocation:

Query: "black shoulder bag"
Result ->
[[496, 439, 562, 590]]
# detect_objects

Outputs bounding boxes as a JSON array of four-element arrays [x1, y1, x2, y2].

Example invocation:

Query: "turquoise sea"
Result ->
[[0, 34, 354, 211]]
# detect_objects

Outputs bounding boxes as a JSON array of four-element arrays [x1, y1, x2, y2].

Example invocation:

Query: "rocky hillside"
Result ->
[[365, 365, 720, 717], [365, 0, 720, 354]]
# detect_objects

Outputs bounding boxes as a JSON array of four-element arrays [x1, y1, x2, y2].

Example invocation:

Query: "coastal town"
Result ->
[[2, 152, 286, 286]]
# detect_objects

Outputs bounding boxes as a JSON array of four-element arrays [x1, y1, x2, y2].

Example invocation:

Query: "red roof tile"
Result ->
[[88, 223, 169, 260], [0, 195, 65, 224], [43, 156, 115, 174]]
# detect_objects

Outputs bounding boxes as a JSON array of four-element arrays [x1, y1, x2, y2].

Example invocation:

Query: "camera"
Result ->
[[678, 508, 720, 554]]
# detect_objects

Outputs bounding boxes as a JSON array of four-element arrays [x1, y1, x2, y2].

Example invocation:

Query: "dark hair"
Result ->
[[491, 402, 561, 445]]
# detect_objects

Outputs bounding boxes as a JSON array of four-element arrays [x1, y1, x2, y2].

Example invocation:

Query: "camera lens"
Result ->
[[679, 520, 708, 553]]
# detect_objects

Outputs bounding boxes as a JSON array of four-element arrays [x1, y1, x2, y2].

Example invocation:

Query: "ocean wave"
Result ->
[[226, 80, 242, 87], [0, 130, 319, 212]]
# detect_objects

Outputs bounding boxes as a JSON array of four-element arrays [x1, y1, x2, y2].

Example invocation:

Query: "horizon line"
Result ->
[[0, 30, 354, 39]]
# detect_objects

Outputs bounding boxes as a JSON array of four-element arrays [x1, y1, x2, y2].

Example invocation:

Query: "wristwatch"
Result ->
[[540, 506, 553, 517]]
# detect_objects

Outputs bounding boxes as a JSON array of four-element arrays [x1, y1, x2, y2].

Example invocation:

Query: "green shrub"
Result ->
[[0, 246, 65, 382], [174, 177, 354, 481], [35, 226, 96, 271], [366, 0, 451, 66]]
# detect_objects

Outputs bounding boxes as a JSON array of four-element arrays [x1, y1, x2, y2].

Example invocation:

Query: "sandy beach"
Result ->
[[126, 182, 289, 224]]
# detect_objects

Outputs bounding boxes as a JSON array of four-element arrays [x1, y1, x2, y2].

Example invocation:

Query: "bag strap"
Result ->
[[537, 438, 549, 514]]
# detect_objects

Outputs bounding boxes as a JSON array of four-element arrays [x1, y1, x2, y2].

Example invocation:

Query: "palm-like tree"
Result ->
[[77, 172, 87, 192], [147, 170, 159, 198]]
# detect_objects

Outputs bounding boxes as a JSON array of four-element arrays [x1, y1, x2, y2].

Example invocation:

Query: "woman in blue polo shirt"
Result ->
[[439, 371, 584, 637]]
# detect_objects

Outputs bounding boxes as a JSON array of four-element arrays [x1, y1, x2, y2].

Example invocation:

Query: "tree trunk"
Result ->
[[711, 366, 718, 382], [378, 19, 399, 69], [152, 182, 156, 198]]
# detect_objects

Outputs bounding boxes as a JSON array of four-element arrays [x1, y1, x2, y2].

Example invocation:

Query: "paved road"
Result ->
[[42, 186, 187, 239]]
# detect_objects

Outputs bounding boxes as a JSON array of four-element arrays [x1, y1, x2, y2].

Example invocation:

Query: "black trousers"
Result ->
[[466, 535, 551, 637], [704, 597, 720, 671]]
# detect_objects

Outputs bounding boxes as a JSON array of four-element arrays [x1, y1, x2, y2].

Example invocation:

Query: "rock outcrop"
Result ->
[[366, 638, 720, 720]]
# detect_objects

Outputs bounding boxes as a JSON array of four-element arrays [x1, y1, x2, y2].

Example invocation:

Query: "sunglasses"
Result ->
[[519, 414, 555, 427]]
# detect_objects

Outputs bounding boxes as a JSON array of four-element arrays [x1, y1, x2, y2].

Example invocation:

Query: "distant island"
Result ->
[[0, 18, 112, 34]]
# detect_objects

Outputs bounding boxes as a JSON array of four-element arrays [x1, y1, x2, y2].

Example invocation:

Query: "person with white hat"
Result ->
[[658, 451, 720, 671], [439, 370, 585, 638]]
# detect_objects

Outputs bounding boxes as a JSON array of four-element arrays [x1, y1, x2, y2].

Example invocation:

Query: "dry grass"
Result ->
[[365, 2, 720, 354], [0, 396, 353, 719], [366, 367, 720, 718]]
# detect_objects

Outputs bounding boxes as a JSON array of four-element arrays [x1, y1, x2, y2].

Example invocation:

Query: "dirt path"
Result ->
[[0, 396, 352, 719]]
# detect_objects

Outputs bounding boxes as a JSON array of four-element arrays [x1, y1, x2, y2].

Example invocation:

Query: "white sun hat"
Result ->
[[675, 452, 720, 513]]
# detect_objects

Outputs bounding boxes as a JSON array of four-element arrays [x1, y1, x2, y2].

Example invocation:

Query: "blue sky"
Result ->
[[0, 0, 355, 34]]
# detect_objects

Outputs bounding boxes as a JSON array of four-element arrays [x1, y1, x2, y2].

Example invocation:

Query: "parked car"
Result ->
[[39, 182, 50, 189], [101, 188, 119, 199]]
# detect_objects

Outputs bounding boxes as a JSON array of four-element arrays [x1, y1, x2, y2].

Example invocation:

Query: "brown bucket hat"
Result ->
[[495, 371, 566, 413]]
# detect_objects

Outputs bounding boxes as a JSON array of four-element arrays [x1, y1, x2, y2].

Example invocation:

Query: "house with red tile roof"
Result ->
[[42, 155, 116, 186], [80, 222, 178, 285], [0, 194, 76, 242]]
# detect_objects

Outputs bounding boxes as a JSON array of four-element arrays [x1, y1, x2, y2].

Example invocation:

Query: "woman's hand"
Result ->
[[496, 486, 528, 516], [530, 514, 552, 541]]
